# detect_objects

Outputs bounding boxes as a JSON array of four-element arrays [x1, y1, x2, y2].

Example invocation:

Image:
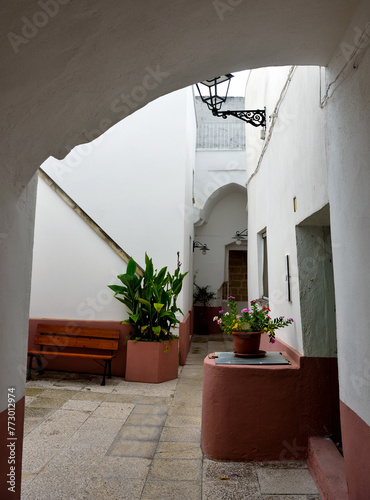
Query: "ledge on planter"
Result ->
[[307, 436, 349, 500]]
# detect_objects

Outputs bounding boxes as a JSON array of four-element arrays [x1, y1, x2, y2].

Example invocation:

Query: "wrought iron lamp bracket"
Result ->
[[213, 108, 266, 128]]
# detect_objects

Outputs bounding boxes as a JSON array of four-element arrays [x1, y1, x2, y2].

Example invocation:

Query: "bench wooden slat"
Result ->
[[28, 350, 115, 360], [36, 323, 120, 339], [28, 323, 121, 386], [34, 334, 119, 350]]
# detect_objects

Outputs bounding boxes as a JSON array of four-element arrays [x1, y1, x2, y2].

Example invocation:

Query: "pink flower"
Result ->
[[213, 316, 218, 322], [229, 295, 235, 299], [219, 310, 224, 314], [217, 319, 222, 325], [270, 338, 276, 343], [289, 318, 294, 322], [243, 308, 250, 313]]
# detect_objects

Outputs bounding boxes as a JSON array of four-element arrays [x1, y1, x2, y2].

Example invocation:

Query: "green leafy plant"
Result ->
[[108, 254, 188, 342], [193, 281, 217, 335], [213, 296, 293, 343], [193, 283, 216, 307]]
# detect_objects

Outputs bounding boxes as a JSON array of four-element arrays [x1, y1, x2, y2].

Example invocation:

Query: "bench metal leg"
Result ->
[[27, 354, 44, 381], [35, 355, 44, 373], [101, 361, 108, 386], [108, 360, 112, 379], [27, 355, 34, 381]]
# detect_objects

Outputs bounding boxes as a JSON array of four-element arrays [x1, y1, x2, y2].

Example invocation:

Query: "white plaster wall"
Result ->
[[194, 191, 247, 300], [247, 66, 328, 355], [30, 178, 126, 321], [31, 88, 196, 319], [325, 2, 370, 424], [182, 90, 197, 313], [194, 150, 247, 216]]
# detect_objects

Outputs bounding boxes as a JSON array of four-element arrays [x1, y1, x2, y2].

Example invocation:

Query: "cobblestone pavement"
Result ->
[[22, 334, 320, 499]]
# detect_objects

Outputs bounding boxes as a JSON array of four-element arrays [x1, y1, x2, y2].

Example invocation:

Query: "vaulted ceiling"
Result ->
[[0, 0, 362, 188]]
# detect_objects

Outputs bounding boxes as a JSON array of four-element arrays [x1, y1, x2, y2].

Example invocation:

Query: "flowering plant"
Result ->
[[213, 296, 293, 343]]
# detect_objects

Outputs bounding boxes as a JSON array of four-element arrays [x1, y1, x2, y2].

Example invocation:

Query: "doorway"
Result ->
[[228, 250, 248, 303], [296, 204, 341, 444]]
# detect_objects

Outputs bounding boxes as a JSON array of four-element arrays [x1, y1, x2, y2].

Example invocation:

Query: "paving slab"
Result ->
[[147, 458, 202, 481], [202, 479, 261, 500], [82, 477, 145, 500], [94, 456, 151, 478], [132, 404, 169, 415], [141, 480, 201, 500], [109, 440, 158, 459], [119, 425, 163, 441], [154, 441, 203, 459], [160, 425, 201, 443], [257, 467, 320, 495], [92, 401, 134, 419], [61, 399, 102, 411], [125, 412, 168, 427]]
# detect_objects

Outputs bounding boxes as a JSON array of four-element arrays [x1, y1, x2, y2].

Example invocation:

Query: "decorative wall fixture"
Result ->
[[193, 241, 210, 254], [232, 229, 248, 245], [196, 74, 266, 128], [286, 254, 291, 301]]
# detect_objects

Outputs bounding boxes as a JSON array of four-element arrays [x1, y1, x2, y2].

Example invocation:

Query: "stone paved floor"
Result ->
[[22, 334, 320, 499]]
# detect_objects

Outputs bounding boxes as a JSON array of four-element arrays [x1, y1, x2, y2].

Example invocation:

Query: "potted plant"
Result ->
[[193, 281, 217, 334], [213, 296, 293, 355], [108, 254, 188, 382]]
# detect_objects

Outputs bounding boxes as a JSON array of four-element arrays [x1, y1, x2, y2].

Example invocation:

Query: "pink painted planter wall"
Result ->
[[28, 319, 131, 377], [201, 336, 340, 462], [125, 338, 179, 383], [179, 310, 193, 365], [194, 306, 222, 335], [340, 401, 370, 499]]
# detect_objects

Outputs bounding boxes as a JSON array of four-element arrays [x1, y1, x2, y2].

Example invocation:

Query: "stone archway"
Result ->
[[0, 1, 367, 497]]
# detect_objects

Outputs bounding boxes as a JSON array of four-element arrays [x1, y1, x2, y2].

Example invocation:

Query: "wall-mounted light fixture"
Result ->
[[193, 241, 210, 255], [232, 229, 248, 245], [196, 74, 266, 128]]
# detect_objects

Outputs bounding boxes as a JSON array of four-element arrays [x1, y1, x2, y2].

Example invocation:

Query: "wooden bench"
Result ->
[[27, 323, 120, 386]]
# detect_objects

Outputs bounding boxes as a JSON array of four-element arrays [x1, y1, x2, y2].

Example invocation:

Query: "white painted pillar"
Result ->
[[0, 173, 38, 499]]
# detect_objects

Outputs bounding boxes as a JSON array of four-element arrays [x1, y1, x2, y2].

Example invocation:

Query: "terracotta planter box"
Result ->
[[125, 338, 179, 383]]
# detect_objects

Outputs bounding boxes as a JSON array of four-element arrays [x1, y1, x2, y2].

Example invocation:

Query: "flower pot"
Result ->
[[232, 331, 262, 354], [125, 338, 179, 383]]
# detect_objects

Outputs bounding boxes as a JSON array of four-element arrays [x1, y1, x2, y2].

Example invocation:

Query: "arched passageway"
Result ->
[[1, 1, 369, 497]]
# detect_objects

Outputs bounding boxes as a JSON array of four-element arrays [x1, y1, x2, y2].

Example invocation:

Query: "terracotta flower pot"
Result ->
[[125, 338, 179, 383], [232, 331, 263, 354]]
